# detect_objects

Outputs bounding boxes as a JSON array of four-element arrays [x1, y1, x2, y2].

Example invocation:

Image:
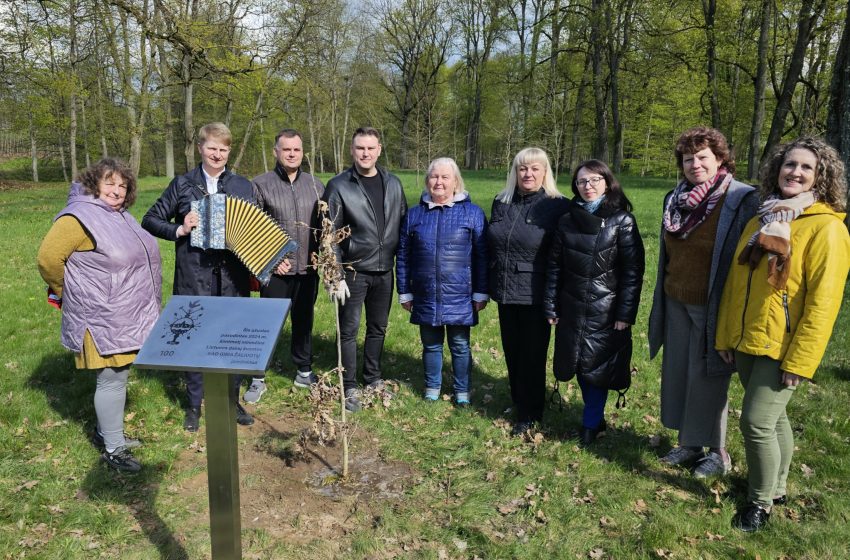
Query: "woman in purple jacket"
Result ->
[[396, 158, 488, 406], [38, 159, 162, 473]]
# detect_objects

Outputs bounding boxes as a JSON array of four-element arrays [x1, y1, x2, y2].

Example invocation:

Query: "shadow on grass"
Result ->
[[28, 353, 189, 560]]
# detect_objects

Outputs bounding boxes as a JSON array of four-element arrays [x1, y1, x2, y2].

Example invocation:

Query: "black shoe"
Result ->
[[92, 431, 141, 450], [184, 406, 201, 432], [236, 403, 254, 426], [579, 420, 607, 446], [102, 446, 141, 473], [773, 495, 787, 506], [732, 504, 770, 532], [511, 420, 534, 437]]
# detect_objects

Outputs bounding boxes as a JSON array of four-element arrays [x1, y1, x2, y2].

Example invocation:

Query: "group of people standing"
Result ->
[[38, 123, 849, 534]]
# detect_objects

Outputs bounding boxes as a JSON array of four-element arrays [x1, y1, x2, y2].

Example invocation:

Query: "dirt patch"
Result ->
[[171, 409, 415, 548]]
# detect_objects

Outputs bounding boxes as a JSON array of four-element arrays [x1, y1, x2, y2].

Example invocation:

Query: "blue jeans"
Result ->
[[419, 325, 471, 396], [577, 375, 608, 429]]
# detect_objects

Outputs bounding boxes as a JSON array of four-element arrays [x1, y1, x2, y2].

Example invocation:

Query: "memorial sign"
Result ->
[[136, 295, 290, 375], [135, 295, 290, 560]]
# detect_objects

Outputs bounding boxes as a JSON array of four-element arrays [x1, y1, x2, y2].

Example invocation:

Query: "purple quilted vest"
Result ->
[[57, 184, 162, 355]]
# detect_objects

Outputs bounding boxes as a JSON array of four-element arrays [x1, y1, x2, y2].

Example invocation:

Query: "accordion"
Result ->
[[190, 193, 298, 286]]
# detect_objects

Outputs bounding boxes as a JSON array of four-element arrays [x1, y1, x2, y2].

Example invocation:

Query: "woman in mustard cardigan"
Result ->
[[717, 137, 850, 532]]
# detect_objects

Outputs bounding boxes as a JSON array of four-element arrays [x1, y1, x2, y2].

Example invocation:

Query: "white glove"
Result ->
[[330, 279, 350, 306]]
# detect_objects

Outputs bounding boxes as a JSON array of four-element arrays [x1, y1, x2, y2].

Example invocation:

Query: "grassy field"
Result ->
[[2, 170, 850, 559]]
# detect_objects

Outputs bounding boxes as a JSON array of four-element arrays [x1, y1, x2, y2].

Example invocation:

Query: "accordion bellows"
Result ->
[[190, 194, 298, 286]]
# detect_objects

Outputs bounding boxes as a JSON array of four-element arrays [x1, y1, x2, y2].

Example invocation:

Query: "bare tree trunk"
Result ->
[[259, 116, 268, 173], [81, 100, 91, 168], [747, 0, 770, 180], [762, 0, 825, 161], [307, 85, 318, 173], [702, 0, 721, 129], [568, 52, 592, 173], [590, 0, 609, 161], [69, 0, 79, 178], [158, 42, 175, 178], [826, 0, 850, 220], [29, 111, 38, 183], [183, 52, 195, 170], [96, 72, 109, 158], [232, 82, 268, 170], [58, 138, 69, 182]]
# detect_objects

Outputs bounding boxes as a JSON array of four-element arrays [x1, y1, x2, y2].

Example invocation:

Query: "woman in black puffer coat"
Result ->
[[488, 148, 570, 435], [544, 160, 645, 445]]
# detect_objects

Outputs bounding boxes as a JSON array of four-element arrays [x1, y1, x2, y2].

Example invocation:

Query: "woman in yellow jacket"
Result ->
[[716, 137, 850, 532]]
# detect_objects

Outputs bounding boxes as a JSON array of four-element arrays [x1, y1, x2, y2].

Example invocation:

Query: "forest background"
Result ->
[[1, 0, 850, 185]]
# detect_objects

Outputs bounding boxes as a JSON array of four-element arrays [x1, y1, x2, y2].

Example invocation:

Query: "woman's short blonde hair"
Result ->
[[496, 147, 562, 203], [424, 157, 465, 196], [760, 136, 847, 211]]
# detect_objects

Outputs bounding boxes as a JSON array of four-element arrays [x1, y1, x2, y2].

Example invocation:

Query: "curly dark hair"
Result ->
[[759, 137, 847, 211], [674, 126, 736, 175], [571, 159, 632, 212], [77, 158, 137, 209]]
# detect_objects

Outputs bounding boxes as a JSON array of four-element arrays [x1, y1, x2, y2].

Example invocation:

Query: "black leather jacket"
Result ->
[[487, 189, 570, 305], [323, 166, 407, 272], [142, 165, 254, 296], [543, 202, 645, 387]]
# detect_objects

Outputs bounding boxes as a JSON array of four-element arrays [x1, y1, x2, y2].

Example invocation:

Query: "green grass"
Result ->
[[2, 171, 850, 559]]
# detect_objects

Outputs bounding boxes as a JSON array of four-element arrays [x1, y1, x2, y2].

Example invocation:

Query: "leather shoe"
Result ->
[[184, 407, 201, 432], [236, 403, 254, 426], [732, 504, 770, 532], [580, 419, 607, 446], [511, 420, 535, 437]]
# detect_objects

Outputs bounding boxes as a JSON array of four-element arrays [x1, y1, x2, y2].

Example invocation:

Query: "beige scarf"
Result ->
[[738, 191, 816, 289]]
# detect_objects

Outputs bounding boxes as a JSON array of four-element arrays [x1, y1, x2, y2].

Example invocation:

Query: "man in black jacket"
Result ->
[[249, 129, 325, 401], [323, 127, 407, 412], [142, 122, 255, 431]]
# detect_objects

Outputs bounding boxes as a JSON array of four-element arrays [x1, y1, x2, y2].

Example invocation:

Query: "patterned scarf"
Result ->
[[576, 194, 606, 215], [663, 169, 732, 238], [737, 191, 816, 289]]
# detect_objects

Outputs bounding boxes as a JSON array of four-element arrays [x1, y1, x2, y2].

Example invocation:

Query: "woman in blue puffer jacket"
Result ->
[[396, 158, 489, 406]]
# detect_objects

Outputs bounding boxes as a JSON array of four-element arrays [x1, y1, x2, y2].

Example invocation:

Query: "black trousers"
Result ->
[[497, 303, 552, 423], [338, 270, 393, 391], [261, 273, 319, 375]]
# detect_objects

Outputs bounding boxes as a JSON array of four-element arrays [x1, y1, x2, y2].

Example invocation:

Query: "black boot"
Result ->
[[184, 406, 201, 432], [236, 403, 254, 426], [732, 504, 770, 532], [579, 419, 607, 446]]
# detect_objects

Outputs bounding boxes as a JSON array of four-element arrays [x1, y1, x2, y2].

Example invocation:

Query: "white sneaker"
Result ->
[[243, 378, 267, 403]]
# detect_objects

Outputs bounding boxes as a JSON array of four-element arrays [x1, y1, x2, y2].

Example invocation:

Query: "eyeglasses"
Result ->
[[576, 176, 604, 188]]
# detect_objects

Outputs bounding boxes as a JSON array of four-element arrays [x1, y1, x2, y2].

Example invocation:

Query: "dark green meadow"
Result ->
[[2, 171, 849, 559]]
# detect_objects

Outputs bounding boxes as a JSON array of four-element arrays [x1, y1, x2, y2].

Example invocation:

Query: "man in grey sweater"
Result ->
[[244, 129, 325, 402]]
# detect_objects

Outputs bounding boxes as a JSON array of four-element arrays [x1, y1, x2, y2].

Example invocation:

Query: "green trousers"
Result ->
[[736, 352, 797, 508]]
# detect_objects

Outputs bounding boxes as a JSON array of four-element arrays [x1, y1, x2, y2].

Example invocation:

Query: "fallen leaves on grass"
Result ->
[[800, 464, 814, 478], [588, 547, 606, 559], [633, 499, 649, 515], [13, 480, 38, 493]]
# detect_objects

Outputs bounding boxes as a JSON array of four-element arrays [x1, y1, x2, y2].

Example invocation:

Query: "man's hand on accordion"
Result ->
[[275, 259, 292, 276], [177, 210, 200, 238], [329, 279, 350, 306]]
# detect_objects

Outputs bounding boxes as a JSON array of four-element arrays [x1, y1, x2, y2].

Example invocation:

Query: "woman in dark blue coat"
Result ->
[[396, 158, 489, 406], [544, 160, 645, 445]]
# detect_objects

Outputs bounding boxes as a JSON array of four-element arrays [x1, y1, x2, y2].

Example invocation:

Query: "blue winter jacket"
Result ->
[[396, 193, 489, 326]]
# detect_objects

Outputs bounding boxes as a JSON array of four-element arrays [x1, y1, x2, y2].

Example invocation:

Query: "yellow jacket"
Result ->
[[716, 202, 850, 378]]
